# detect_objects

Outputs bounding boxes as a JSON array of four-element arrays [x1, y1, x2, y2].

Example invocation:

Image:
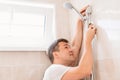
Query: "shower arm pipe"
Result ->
[[71, 6, 85, 21], [63, 2, 86, 21]]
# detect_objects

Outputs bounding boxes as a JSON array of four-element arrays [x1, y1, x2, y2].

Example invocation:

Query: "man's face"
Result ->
[[57, 42, 76, 62]]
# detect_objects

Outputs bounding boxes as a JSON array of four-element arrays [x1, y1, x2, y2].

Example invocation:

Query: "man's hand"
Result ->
[[85, 24, 97, 44], [80, 5, 89, 16]]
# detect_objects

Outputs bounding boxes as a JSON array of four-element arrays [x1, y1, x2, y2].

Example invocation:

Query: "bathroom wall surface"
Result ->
[[70, 0, 120, 80], [0, 51, 51, 80]]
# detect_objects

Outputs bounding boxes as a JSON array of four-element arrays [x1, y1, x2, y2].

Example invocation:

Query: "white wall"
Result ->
[[70, 0, 120, 80]]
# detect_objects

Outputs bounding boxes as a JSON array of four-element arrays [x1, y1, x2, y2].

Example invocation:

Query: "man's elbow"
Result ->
[[83, 69, 92, 77], [85, 71, 92, 76], [77, 70, 92, 79]]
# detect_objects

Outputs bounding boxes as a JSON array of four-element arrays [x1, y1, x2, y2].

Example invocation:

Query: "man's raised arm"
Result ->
[[71, 6, 89, 61], [62, 24, 96, 80]]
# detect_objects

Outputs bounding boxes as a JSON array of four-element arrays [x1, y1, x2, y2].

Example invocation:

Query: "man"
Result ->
[[43, 6, 96, 80]]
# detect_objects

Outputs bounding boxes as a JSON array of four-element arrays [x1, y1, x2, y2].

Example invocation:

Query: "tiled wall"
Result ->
[[70, 0, 120, 80], [0, 51, 51, 80]]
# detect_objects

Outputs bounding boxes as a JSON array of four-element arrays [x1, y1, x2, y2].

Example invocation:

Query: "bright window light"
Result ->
[[0, 1, 55, 51], [0, 9, 11, 24], [13, 12, 45, 26]]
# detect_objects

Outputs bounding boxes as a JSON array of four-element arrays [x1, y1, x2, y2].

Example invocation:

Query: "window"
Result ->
[[0, 1, 55, 51]]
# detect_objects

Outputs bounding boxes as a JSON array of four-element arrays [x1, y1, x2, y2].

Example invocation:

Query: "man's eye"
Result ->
[[65, 47, 68, 48]]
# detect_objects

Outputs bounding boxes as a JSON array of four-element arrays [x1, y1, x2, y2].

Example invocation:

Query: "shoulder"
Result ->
[[45, 64, 71, 75], [43, 64, 71, 80]]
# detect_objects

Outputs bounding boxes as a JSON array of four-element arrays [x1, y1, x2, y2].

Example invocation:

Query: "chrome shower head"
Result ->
[[63, 2, 73, 9], [63, 2, 85, 21]]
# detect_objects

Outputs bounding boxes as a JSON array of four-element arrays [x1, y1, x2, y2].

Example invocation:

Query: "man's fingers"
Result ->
[[81, 12, 86, 16], [80, 5, 89, 14], [88, 24, 97, 34], [92, 27, 97, 34], [94, 28, 97, 34], [88, 23, 94, 28]]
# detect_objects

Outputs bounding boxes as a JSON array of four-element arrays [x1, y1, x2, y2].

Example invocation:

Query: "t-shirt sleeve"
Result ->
[[43, 64, 71, 80]]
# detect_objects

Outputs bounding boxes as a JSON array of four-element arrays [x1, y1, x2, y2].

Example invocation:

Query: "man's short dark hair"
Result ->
[[48, 38, 68, 63]]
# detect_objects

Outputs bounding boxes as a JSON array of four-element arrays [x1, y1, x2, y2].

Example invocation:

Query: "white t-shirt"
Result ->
[[43, 64, 71, 80]]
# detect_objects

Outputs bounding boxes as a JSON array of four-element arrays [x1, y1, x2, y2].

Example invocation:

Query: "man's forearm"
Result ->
[[78, 42, 93, 75], [72, 19, 83, 55]]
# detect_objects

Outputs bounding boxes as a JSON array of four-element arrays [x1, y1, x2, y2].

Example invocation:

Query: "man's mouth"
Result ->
[[69, 53, 74, 56]]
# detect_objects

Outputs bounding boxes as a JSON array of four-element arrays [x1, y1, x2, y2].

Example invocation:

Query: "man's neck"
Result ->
[[53, 60, 74, 66]]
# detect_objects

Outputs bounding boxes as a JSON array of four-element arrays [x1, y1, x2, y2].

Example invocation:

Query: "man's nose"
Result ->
[[69, 48, 73, 52]]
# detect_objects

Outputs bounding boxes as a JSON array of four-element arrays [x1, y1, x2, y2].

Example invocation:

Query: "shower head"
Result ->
[[63, 2, 73, 9], [63, 2, 85, 21]]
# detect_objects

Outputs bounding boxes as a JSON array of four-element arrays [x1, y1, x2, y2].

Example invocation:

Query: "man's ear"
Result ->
[[53, 51, 59, 58]]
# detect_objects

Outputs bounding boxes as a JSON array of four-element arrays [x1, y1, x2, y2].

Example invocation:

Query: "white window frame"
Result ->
[[0, 1, 55, 51]]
